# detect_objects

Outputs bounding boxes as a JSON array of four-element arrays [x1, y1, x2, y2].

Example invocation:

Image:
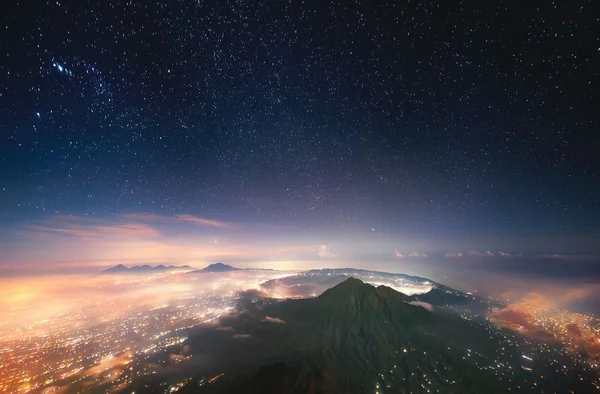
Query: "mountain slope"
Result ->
[[171, 278, 513, 394], [102, 264, 129, 273], [252, 279, 501, 393], [129, 277, 599, 394]]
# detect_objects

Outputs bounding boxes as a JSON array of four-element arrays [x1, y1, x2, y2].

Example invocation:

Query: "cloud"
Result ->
[[407, 301, 434, 312], [319, 245, 337, 258], [394, 250, 428, 259], [120, 212, 166, 221], [51, 215, 103, 223], [232, 333, 251, 339], [444, 250, 513, 258], [176, 214, 234, 229], [121, 212, 235, 229], [263, 316, 286, 324], [468, 250, 495, 257], [488, 292, 600, 361], [540, 253, 563, 259], [29, 222, 160, 239], [489, 307, 544, 334], [538, 254, 598, 262]]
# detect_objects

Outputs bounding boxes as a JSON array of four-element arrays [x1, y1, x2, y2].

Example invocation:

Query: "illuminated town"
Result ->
[[0, 271, 278, 393], [0, 269, 598, 393]]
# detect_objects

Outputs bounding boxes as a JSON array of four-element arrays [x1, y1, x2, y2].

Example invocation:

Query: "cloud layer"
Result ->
[[488, 292, 600, 361]]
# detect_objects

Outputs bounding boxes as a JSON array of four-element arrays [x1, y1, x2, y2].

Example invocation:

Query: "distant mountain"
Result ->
[[257, 268, 478, 305], [407, 284, 476, 307], [304, 267, 433, 284], [101, 264, 192, 274], [186, 263, 274, 274], [260, 268, 491, 309], [102, 264, 129, 273], [129, 264, 153, 271], [260, 274, 349, 297], [204, 263, 241, 272], [186, 263, 242, 274]]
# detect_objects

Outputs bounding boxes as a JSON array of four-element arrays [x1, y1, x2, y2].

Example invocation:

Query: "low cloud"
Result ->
[[394, 251, 428, 259], [489, 292, 600, 361], [407, 301, 434, 312], [444, 252, 463, 258], [263, 316, 286, 324], [232, 333, 251, 339], [489, 306, 544, 333]]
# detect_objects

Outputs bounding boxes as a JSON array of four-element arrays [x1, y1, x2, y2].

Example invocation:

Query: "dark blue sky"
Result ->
[[1, 0, 599, 275]]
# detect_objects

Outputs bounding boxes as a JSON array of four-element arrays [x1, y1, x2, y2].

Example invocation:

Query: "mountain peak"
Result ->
[[341, 277, 364, 285], [101, 264, 130, 273], [199, 262, 241, 272], [318, 277, 376, 302], [325, 277, 367, 292], [316, 277, 412, 315]]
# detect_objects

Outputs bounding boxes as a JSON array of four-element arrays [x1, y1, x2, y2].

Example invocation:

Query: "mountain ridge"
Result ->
[[186, 263, 275, 274], [101, 264, 192, 274]]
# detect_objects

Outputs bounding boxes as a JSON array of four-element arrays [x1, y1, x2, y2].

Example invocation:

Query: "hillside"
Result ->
[[171, 278, 512, 394]]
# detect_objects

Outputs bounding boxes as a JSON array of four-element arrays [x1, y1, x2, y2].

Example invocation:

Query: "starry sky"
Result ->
[[1, 1, 599, 283]]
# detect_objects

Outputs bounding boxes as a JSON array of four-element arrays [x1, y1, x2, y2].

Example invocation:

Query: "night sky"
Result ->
[[1, 1, 599, 280]]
